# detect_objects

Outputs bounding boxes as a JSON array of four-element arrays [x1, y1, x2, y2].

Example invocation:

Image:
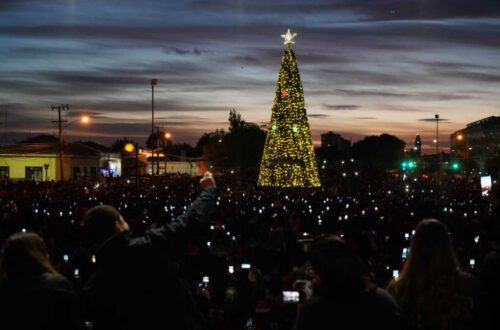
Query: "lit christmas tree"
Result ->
[[258, 29, 321, 188]]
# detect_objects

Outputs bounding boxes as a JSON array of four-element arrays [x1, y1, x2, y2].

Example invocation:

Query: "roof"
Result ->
[[20, 134, 59, 144], [0, 140, 119, 157]]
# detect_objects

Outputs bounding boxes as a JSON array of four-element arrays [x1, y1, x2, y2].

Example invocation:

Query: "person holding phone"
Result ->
[[293, 235, 401, 330], [81, 172, 217, 330]]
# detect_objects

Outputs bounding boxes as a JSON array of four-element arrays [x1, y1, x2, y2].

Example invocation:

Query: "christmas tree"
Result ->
[[258, 29, 321, 188]]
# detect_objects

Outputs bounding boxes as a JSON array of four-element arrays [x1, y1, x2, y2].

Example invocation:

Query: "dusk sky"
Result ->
[[1, 0, 499, 153]]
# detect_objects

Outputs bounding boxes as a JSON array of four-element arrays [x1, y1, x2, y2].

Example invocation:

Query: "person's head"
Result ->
[[388, 219, 469, 329], [0, 232, 57, 282], [402, 218, 459, 280], [82, 205, 129, 250], [309, 235, 365, 297]]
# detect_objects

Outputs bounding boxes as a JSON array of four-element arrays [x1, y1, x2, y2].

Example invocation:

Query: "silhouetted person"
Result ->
[[293, 235, 401, 330], [0, 232, 84, 330], [81, 172, 216, 330], [481, 185, 500, 330], [387, 219, 482, 330]]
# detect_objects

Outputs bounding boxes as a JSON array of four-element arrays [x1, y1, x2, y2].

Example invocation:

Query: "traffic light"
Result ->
[[401, 160, 416, 170]]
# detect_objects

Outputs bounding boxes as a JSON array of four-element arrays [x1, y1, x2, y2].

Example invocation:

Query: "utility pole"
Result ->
[[51, 104, 69, 181], [435, 114, 439, 155], [154, 125, 162, 175], [435, 114, 442, 185], [151, 79, 158, 175]]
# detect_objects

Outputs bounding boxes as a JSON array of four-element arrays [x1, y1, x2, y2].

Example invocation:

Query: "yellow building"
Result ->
[[0, 136, 121, 181]]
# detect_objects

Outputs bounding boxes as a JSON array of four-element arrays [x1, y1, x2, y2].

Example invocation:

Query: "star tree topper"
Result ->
[[281, 28, 297, 47]]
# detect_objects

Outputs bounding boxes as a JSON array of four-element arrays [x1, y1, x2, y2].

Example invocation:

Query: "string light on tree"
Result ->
[[258, 29, 321, 188]]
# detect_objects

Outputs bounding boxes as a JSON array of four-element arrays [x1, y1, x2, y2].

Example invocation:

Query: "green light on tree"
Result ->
[[258, 29, 321, 188]]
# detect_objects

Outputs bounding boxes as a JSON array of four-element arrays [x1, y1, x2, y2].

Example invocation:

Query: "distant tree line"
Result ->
[[111, 110, 406, 172]]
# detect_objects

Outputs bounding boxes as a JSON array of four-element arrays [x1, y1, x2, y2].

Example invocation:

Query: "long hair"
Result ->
[[0, 232, 58, 283], [387, 219, 472, 329]]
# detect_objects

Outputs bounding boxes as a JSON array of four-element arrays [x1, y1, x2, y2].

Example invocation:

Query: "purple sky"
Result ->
[[1, 0, 499, 153]]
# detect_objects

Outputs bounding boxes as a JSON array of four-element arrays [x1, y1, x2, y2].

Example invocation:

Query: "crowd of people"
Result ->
[[0, 163, 499, 330]]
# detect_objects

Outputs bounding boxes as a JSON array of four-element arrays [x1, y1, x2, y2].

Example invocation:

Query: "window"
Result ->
[[0, 167, 9, 179], [25, 167, 43, 181]]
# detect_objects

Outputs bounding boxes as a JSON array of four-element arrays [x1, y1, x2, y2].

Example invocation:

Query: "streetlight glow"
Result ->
[[81, 115, 90, 124], [165, 132, 171, 139], [124, 143, 135, 153], [457, 134, 463, 141]]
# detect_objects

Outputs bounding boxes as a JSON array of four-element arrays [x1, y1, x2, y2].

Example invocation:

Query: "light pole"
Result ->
[[151, 79, 158, 175], [51, 105, 90, 181], [435, 114, 442, 183], [44, 163, 49, 181], [435, 114, 439, 156], [124, 143, 140, 193], [154, 126, 161, 175], [164, 132, 171, 175]]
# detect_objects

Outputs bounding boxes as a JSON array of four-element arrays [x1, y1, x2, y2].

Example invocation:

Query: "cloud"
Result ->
[[418, 118, 451, 122], [187, 0, 500, 20], [353, 117, 377, 120], [335, 89, 410, 98], [323, 104, 360, 111], [308, 113, 329, 118], [164, 47, 209, 55]]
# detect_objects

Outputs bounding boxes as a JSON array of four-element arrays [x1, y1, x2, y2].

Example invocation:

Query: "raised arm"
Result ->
[[130, 172, 217, 250]]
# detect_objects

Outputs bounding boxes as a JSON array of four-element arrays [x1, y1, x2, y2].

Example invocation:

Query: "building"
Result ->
[[320, 131, 351, 151], [450, 116, 500, 173], [411, 134, 422, 158], [0, 135, 121, 180], [146, 158, 203, 176]]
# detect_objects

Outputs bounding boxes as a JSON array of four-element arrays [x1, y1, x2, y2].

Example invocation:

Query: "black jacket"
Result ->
[[83, 186, 216, 330], [0, 274, 84, 330], [293, 288, 402, 330]]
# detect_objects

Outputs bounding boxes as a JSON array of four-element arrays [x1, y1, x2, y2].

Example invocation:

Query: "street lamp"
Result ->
[[124, 142, 140, 193], [435, 114, 439, 155], [164, 132, 171, 175], [151, 79, 158, 174]]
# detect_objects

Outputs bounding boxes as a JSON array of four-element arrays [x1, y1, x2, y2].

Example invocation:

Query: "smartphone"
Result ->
[[402, 248, 408, 259], [228, 266, 234, 274], [63, 254, 69, 262], [469, 259, 475, 268], [393, 270, 399, 278], [481, 176, 492, 196], [241, 263, 251, 269], [202, 276, 209, 284], [282, 291, 300, 304]]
